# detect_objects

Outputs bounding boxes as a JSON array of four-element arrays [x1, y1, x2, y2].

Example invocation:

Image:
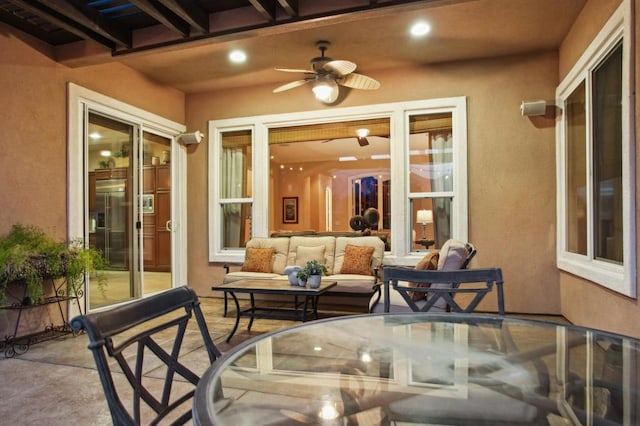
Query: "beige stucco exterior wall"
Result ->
[[557, 0, 640, 338], [0, 25, 185, 240], [0, 26, 185, 336], [186, 50, 561, 315]]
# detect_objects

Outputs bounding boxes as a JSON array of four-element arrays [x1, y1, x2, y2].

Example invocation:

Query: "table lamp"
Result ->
[[416, 209, 433, 240]]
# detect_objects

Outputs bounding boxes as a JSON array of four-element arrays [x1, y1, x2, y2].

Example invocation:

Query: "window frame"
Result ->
[[208, 97, 468, 264], [555, 0, 636, 297]]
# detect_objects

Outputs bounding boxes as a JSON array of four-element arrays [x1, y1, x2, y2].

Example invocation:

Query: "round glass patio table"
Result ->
[[193, 313, 640, 425]]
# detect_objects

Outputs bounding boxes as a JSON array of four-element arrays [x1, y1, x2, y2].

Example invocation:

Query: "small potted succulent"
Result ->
[[302, 260, 328, 288]]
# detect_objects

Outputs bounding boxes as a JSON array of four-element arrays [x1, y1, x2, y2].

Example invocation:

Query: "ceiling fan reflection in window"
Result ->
[[273, 41, 380, 104]]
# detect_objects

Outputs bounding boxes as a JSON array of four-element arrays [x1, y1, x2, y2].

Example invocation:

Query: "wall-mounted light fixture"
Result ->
[[179, 131, 203, 145], [520, 100, 547, 116]]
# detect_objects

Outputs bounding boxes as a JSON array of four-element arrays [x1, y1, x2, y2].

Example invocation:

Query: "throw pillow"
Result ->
[[295, 245, 326, 267], [409, 251, 440, 301], [339, 245, 375, 275], [241, 247, 275, 273]]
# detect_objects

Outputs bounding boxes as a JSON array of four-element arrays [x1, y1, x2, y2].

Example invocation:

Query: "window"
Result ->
[[208, 98, 467, 263], [210, 128, 253, 257], [408, 113, 455, 251], [556, 0, 635, 297], [268, 118, 390, 235]]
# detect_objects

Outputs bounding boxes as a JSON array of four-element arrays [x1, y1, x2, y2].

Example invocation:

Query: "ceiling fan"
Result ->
[[273, 41, 380, 104]]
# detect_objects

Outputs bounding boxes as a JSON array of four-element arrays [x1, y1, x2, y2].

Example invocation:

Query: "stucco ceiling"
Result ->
[[116, 0, 586, 93]]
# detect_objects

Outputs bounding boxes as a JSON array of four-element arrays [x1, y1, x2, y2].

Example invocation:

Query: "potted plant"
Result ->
[[295, 269, 308, 287], [302, 260, 328, 288], [0, 224, 106, 306]]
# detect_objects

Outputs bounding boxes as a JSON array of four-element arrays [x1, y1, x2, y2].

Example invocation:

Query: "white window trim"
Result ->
[[555, 0, 636, 297], [67, 83, 187, 315], [208, 97, 468, 264]]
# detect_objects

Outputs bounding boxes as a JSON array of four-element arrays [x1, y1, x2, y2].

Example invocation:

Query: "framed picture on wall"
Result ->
[[282, 197, 298, 224]]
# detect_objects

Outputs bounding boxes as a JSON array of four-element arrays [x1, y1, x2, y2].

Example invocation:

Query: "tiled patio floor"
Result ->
[[0, 296, 304, 425], [0, 295, 566, 425]]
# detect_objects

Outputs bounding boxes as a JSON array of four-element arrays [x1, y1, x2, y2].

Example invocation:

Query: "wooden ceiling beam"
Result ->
[[248, 0, 277, 21], [129, 0, 190, 37], [6, 0, 117, 49], [277, 0, 298, 17], [37, 0, 131, 47], [155, 0, 209, 33]]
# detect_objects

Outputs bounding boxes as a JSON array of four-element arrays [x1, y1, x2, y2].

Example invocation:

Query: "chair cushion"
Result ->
[[339, 244, 375, 275], [294, 245, 326, 267], [241, 247, 275, 273], [438, 239, 468, 270], [409, 251, 439, 301], [429, 239, 470, 310]]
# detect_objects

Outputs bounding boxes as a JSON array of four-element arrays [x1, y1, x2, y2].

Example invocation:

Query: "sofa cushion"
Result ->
[[334, 236, 385, 275], [294, 245, 326, 267], [287, 236, 336, 275], [241, 247, 275, 273], [409, 251, 439, 301], [339, 244, 375, 275], [246, 238, 290, 274]]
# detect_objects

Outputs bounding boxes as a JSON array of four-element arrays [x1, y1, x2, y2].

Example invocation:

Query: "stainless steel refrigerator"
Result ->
[[94, 179, 127, 269]]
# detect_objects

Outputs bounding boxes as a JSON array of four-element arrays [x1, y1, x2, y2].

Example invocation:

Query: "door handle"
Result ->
[[165, 220, 172, 231]]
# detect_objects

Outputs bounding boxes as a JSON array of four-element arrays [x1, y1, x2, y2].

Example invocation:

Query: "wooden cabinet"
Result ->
[[143, 165, 171, 272]]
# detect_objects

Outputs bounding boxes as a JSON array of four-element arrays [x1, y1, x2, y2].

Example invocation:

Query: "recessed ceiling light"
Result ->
[[229, 50, 247, 64], [410, 21, 431, 37], [89, 132, 101, 140], [339, 156, 358, 162], [100, 150, 111, 157]]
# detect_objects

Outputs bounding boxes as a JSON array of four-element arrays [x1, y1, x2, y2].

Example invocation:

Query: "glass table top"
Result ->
[[193, 313, 640, 425]]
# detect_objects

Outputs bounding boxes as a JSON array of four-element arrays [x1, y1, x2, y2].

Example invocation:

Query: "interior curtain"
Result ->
[[221, 147, 245, 246], [431, 133, 453, 247]]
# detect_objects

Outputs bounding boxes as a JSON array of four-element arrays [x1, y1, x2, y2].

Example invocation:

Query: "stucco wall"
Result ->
[[0, 25, 185, 335], [0, 25, 185, 239], [185, 50, 561, 315], [557, 0, 640, 338]]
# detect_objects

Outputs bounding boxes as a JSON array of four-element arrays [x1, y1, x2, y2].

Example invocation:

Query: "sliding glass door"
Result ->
[[86, 113, 173, 309]]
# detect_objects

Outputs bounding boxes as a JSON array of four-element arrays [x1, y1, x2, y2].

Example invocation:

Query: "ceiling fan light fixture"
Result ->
[[312, 80, 337, 103]]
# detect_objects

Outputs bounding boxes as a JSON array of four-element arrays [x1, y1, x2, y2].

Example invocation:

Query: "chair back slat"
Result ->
[[383, 267, 505, 315], [71, 286, 221, 426]]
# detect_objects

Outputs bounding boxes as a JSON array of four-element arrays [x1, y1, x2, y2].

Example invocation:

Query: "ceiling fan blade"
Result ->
[[323, 60, 357, 76], [339, 73, 381, 90], [273, 79, 312, 93], [357, 136, 370, 147], [275, 67, 317, 74]]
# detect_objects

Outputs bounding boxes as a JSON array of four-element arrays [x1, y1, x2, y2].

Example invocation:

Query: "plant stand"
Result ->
[[0, 278, 83, 358]]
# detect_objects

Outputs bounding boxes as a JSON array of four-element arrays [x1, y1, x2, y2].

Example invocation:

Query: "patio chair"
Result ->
[[70, 286, 222, 426], [369, 239, 478, 313], [382, 267, 505, 315]]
